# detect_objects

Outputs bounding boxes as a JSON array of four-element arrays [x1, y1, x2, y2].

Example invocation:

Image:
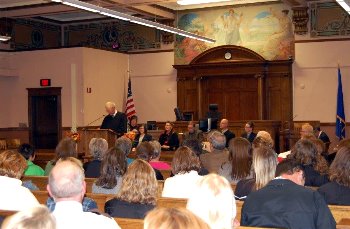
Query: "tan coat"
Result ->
[[200, 148, 229, 173]]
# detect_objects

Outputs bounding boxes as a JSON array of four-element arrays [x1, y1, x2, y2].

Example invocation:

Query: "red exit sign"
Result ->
[[40, 79, 51, 87]]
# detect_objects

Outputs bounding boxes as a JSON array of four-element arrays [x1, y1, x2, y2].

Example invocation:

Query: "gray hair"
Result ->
[[149, 140, 162, 159], [1, 205, 56, 229], [89, 138, 108, 160], [208, 131, 226, 150], [2, 205, 56, 229], [115, 136, 132, 156], [48, 157, 84, 199], [105, 101, 116, 109]]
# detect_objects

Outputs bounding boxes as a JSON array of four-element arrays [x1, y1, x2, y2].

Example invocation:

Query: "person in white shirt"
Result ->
[[162, 146, 202, 199], [0, 150, 39, 211], [47, 157, 120, 229]]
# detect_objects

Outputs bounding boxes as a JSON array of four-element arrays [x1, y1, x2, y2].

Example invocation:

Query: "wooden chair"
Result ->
[[159, 170, 171, 180], [85, 193, 115, 213], [157, 180, 164, 197], [156, 197, 187, 209], [114, 218, 143, 229], [31, 190, 50, 205], [236, 200, 244, 222]]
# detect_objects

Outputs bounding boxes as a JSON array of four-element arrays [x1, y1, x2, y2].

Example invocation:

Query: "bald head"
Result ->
[[48, 158, 85, 202], [105, 101, 116, 115], [220, 119, 229, 130]]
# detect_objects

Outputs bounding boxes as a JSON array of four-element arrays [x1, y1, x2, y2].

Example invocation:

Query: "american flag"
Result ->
[[125, 78, 136, 120]]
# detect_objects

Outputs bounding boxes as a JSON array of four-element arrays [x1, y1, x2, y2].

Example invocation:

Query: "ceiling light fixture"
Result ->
[[0, 35, 11, 42], [177, 0, 231, 5], [51, 0, 215, 43], [336, 0, 350, 13]]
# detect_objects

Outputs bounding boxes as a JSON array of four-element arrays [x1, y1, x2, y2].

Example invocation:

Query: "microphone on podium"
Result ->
[[83, 114, 106, 130]]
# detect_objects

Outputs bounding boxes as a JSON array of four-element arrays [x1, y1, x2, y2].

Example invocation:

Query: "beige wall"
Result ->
[[129, 51, 177, 124], [293, 40, 350, 122]]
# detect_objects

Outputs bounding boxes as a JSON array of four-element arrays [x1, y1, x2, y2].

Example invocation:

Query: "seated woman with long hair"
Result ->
[[136, 142, 164, 180], [287, 139, 329, 187], [318, 145, 350, 205], [219, 137, 253, 184], [92, 147, 127, 194], [162, 146, 202, 198], [133, 124, 152, 148], [159, 122, 179, 151], [105, 159, 157, 219], [235, 147, 277, 199], [187, 174, 237, 229], [83, 138, 108, 178], [44, 137, 77, 175]]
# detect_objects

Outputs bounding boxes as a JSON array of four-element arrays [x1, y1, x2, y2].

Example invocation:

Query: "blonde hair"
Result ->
[[187, 174, 235, 229], [2, 205, 56, 229], [301, 123, 314, 138], [144, 207, 210, 229], [105, 101, 116, 108], [256, 131, 274, 147], [117, 159, 157, 205], [253, 147, 277, 190], [0, 150, 27, 179]]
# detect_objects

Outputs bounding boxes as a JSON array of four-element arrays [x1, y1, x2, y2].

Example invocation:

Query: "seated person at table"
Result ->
[[162, 146, 202, 198], [83, 138, 108, 178], [200, 131, 229, 173], [0, 150, 39, 211], [287, 139, 329, 187], [44, 137, 78, 175], [133, 124, 152, 148], [159, 122, 179, 151], [47, 157, 119, 229], [136, 142, 164, 180], [149, 140, 171, 170], [93, 147, 127, 194], [318, 145, 350, 205], [128, 115, 138, 132], [236, 147, 277, 199], [18, 143, 44, 176], [220, 119, 235, 147], [144, 207, 210, 229], [183, 121, 203, 142], [241, 159, 336, 229], [219, 137, 254, 184], [182, 139, 209, 176], [105, 159, 157, 219], [241, 121, 257, 143], [187, 174, 237, 229], [115, 136, 133, 165], [2, 205, 56, 229]]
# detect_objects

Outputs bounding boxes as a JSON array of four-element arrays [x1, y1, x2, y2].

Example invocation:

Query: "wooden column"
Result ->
[[256, 73, 266, 120]]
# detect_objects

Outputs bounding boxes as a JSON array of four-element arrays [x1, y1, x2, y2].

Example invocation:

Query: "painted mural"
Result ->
[[175, 3, 294, 64]]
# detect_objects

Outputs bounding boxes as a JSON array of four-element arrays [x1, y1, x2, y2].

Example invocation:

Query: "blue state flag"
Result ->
[[336, 67, 346, 140]]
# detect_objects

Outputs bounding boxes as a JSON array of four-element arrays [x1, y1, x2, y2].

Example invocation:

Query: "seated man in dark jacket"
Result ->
[[241, 159, 335, 229]]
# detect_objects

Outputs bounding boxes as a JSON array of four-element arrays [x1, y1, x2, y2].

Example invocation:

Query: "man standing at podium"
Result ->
[[101, 101, 127, 136]]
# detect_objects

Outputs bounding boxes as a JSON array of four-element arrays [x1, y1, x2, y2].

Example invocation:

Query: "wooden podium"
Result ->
[[78, 129, 117, 157]]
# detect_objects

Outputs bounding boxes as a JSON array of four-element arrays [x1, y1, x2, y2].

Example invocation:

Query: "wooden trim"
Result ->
[[295, 37, 350, 43], [0, 127, 29, 131], [128, 49, 174, 54]]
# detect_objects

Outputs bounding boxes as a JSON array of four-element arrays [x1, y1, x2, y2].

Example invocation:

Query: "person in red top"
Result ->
[[149, 141, 171, 170]]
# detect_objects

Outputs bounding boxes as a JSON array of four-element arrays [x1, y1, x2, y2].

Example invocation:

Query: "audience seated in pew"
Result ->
[[187, 174, 238, 229], [144, 207, 210, 229], [136, 142, 164, 180], [44, 137, 77, 176], [183, 121, 204, 143], [235, 147, 277, 200], [241, 159, 336, 229], [105, 159, 157, 219], [0, 150, 39, 211], [93, 147, 127, 194], [83, 138, 108, 178], [287, 139, 329, 187], [18, 143, 44, 176], [318, 145, 350, 205], [200, 131, 229, 173], [162, 146, 202, 199], [219, 138, 254, 184], [148, 141, 171, 170], [182, 139, 209, 176], [115, 136, 133, 165], [2, 205, 55, 229], [158, 122, 180, 151], [47, 157, 120, 229]]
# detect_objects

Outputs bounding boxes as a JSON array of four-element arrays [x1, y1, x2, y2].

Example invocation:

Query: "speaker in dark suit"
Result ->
[[100, 102, 127, 135]]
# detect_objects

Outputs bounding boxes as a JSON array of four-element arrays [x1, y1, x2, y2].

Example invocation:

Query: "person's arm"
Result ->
[[314, 192, 336, 229], [169, 133, 180, 150]]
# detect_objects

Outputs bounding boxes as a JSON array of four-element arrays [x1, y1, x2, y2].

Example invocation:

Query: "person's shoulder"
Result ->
[[83, 212, 119, 228]]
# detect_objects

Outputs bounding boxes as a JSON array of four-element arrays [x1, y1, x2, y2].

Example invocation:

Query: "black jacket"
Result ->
[[241, 132, 257, 143], [318, 131, 330, 144], [105, 199, 155, 219], [159, 131, 179, 151], [235, 178, 256, 200], [133, 134, 153, 148], [101, 112, 127, 134], [223, 130, 235, 147], [318, 181, 350, 205], [302, 164, 329, 187], [83, 160, 101, 178], [241, 179, 336, 229]]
